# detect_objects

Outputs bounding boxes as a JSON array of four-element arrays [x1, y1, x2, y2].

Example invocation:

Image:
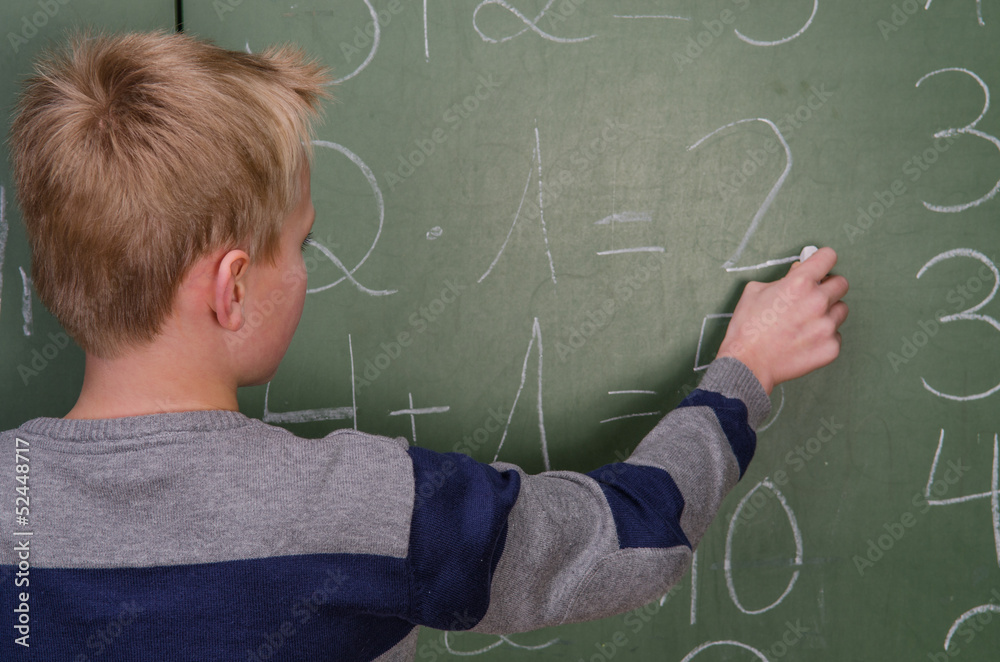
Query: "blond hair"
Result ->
[[10, 31, 331, 358]]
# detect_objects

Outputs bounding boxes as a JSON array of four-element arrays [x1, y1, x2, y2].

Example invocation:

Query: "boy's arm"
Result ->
[[405, 249, 847, 632], [471, 357, 766, 632], [468, 248, 847, 632]]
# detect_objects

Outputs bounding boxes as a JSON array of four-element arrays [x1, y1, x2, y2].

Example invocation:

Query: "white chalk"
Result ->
[[799, 245, 818, 262]]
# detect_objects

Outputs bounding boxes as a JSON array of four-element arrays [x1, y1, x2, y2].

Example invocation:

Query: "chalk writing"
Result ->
[[595, 212, 652, 225], [923, 429, 1000, 565], [694, 313, 732, 371], [735, 0, 818, 46], [688, 119, 799, 272], [443, 631, 557, 655], [915, 68, 1000, 212], [924, 0, 985, 26], [0, 187, 6, 321], [388, 393, 450, 444], [263, 334, 358, 428], [612, 14, 690, 20], [597, 165, 664, 256], [423, 0, 430, 61], [916, 248, 1000, 400], [18, 267, 31, 337], [680, 640, 770, 662], [534, 124, 557, 284], [472, 0, 595, 44], [597, 247, 665, 256], [759, 385, 785, 433], [724, 478, 804, 614], [492, 317, 551, 471], [338, 0, 381, 83], [689, 548, 698, 623], [309, 141, 397, 296], [479, 124, 557, 284], [307, 239, 397, 296], [943, 602, 1000, 651], [600, 389, 660, 424]]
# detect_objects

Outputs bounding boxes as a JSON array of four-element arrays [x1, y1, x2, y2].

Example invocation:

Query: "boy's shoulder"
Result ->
[[2, 411, 410, 449]]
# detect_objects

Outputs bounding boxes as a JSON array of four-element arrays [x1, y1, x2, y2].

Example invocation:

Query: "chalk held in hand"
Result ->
[[725, 246, 822, 272]]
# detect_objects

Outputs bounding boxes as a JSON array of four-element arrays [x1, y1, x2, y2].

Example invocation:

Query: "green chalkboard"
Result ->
[[5, 0, 1000, 659]]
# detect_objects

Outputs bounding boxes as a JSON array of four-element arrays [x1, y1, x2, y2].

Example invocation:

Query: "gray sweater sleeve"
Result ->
[[472, 357, 770, 633]]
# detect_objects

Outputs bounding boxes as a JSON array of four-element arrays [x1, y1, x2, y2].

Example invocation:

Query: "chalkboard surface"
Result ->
[[4, 0, 1000, 659]]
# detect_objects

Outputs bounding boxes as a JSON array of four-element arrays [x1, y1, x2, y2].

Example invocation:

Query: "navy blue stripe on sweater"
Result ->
[[2, 555, 414, 662], [587, 462, 690, 550], [407, 446, 521, 630], [587, 388, 754, 551], [678, 388, 756, 477], [1, 450, 523, 660]]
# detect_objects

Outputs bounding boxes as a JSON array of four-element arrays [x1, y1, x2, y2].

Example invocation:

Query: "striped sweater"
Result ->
[[1, 358, 768, 661]]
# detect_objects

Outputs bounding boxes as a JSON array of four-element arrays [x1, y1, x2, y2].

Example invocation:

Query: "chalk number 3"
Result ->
[[916, 68, 1000, 213], [917, 248, 1000, 400]]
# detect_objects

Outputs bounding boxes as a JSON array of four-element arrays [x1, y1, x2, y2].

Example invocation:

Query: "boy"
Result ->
[[1, 31, 847, 661]]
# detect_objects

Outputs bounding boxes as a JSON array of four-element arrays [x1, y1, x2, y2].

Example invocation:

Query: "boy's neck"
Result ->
[[65, 345, 239, 420]]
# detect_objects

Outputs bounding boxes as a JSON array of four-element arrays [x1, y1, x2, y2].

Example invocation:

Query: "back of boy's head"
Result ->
[[9, 31, 332, 359]]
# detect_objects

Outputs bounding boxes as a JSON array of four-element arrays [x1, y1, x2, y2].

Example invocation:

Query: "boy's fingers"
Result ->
[[829, 300, 849, 328], [819, 274, 849, 304]]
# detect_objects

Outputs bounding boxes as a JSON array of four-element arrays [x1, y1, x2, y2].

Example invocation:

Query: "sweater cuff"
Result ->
[[697, 357, 771, 430]]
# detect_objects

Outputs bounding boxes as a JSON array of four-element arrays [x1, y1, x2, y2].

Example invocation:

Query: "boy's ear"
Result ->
[[214, 250, 251, 331]]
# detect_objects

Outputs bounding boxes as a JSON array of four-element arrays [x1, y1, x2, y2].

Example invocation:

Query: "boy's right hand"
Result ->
[[716, 247, 849, 395]]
